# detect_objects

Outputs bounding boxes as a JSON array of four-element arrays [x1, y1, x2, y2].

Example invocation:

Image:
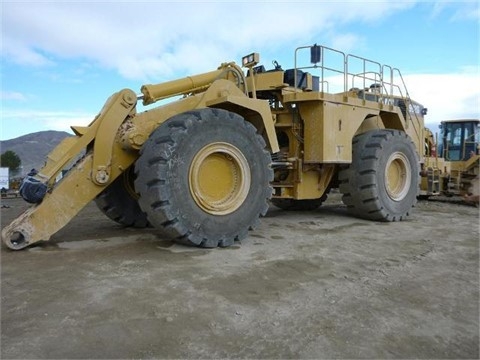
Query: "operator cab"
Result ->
[[438, 119, 480, 161]]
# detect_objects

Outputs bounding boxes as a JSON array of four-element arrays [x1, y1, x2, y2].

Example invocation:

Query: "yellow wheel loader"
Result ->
[[2, 44, 428, 250], [421, 119, 479, 202]]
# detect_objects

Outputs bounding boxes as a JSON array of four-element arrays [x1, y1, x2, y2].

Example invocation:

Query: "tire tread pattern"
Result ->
[[339, 129, 419, 222], [95, 168, 149, 228], [135, 108, 273, 247]]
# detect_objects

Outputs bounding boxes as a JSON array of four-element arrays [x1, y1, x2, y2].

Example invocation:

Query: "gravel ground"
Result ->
[[1, 194, 479, 359]]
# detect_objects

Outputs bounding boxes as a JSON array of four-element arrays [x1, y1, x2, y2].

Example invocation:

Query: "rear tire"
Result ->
[[134, 108, 273, 248], [339, 129, 419, 221], [95, 166, 149, 228]]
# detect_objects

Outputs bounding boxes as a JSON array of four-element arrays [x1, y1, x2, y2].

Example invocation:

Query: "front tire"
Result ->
[[339, 129, 419, 221], [134, 108, 273, 247]]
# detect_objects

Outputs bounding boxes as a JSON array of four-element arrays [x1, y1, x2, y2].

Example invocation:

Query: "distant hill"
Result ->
[[0, 131, 72, 177]]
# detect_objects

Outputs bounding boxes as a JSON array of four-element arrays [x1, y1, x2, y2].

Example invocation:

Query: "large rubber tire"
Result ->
[[95, 166, 149, 228], [339, 129, 419, 221], [134, 108, 273, 248]]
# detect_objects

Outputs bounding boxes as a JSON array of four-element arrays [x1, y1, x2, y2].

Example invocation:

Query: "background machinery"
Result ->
[[2, 44, 429, 250], [421, 119, 480, 201]]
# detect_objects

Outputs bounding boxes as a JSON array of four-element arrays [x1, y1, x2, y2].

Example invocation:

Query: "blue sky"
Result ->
[[1, 0, 479, 140]]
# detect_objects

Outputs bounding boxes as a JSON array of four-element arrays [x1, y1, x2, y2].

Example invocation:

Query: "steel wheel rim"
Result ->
[[189, 142, 250, 215], [385, 151, 411, 201]]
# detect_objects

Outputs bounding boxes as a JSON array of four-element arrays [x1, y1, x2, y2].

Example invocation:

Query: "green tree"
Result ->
[[0, 150, 21, 172]]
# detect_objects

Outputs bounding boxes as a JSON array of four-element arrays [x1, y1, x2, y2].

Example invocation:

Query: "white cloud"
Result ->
[[431, 0, 480, 21], [2, 1, 418, 81], [2, 38, 55, 67], [404, 71, 480, 128], [328, 33, 366, 54]]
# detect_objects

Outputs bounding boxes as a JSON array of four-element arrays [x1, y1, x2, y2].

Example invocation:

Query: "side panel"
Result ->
[[301, 101, 379, 163]]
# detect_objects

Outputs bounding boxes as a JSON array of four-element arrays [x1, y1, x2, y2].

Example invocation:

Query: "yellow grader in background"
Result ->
[[421, 119, 480, 202], [2, 44, 429, 250]]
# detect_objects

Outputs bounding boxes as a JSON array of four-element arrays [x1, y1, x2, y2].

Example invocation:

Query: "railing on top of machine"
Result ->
[[293, 44, 424, 140]]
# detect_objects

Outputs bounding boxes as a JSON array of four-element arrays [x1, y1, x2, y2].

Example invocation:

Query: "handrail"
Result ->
[[292, 44, 413, 103], [389, 67, 423, 144], [346, 54, 382, 95], [291, 44, 424, 144], [294, 45, 346, 93]]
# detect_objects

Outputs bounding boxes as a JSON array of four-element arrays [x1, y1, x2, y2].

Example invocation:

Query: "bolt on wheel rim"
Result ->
[[189, 142, 250, 215], [385, 151, 411, 201]]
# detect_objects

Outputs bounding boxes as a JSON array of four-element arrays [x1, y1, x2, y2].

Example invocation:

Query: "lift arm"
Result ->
[[2, 89, 138, 250], [2, 62, 277, 250]]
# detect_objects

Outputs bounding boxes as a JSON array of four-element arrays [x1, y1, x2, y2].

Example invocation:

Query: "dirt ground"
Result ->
[[1, 193, 479, 359]]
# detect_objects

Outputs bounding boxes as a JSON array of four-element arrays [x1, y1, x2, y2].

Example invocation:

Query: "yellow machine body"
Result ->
[[2, 45, 430, 250]]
